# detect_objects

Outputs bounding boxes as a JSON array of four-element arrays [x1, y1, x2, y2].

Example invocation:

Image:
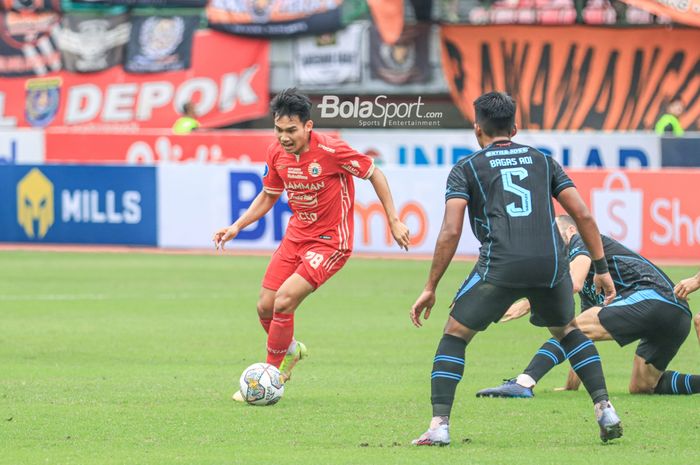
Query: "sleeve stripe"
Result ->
[[263, 187, 284, 194], [569, 251, 591, 259], [555, 181, 574, 190], [362, 163, 376, 180], [446, 193, 470, 201]]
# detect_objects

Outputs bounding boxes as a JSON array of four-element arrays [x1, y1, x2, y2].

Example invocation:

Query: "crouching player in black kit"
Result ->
[[478, 215, 700, 397]]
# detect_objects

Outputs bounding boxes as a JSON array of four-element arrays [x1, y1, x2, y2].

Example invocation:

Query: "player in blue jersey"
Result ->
[[478, 215, 700, 397], [410, 92, 621, 446]]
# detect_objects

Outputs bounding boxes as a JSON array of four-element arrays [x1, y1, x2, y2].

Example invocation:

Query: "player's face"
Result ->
[[274, 115, 313, 154], [555, 221, 577, 245]]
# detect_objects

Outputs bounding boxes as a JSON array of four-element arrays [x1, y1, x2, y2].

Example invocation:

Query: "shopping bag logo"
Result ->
[[591, 172, 643, 251]]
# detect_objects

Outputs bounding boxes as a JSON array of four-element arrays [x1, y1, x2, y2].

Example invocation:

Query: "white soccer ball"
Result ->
[[238, 363, 285, 406]]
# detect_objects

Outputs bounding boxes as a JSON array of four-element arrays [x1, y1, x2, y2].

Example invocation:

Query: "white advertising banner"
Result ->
[[341, 129, 661, 169], [157, 164, 294, 250], [154, 165, 700, 260], [0, 129, 45, 164], [353, 167, 480, 255], [157, 164, 481, 256]]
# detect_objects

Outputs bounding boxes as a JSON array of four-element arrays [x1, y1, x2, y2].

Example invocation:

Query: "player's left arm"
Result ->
[[368, 167, 410, 251]]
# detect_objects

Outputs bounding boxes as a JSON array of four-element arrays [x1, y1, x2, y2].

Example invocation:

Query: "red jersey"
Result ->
[[262, 131, 375, 251]]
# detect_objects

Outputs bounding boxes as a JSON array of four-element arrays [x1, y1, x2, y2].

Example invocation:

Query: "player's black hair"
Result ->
[[473, 92, 516, 137], [270, 88, 312, 123]]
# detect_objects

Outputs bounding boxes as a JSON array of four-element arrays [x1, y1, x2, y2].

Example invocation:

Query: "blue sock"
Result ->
[[654, 371, 700, 395], [523, 338, 567, 382], [431, 334, 467, 417], [560, 329, 608, 404]]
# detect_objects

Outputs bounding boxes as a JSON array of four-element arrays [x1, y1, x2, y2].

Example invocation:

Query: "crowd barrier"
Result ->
[[2, 164, 700, 261], [1, 128, 662, 168]]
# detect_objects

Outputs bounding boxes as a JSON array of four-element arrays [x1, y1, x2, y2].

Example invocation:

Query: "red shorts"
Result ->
[[262, 237, 350, 291]]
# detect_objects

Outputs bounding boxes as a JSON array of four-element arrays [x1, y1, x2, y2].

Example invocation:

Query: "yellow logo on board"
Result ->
[[17, 168, 54, 239]]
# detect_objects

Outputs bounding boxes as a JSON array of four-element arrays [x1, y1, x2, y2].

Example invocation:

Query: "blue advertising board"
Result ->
[[0, 165, 157, 245]]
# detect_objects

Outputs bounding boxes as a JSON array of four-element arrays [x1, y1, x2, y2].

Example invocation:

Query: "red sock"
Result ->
[[266, 312, 294, 367], [259, 317, 272, 333]]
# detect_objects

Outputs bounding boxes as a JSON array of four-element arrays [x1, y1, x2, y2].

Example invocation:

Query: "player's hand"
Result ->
[[212, 225, 239, 250], [500, 299, 531, 323], [674, 276, 700, 300], [410, 290, 436, 328], [390, 219, 410, 251], [593, 272, 616, 306]]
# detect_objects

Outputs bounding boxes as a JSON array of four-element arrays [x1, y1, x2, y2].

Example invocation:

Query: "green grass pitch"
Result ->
[[1, 251, 699, 465]]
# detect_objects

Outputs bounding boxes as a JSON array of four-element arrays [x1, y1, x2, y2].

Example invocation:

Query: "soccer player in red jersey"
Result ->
[[213, 89, 410, 398]]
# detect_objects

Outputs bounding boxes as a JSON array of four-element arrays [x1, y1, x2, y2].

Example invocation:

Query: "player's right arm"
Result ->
[[555, 185, 615, 305], [674, 270, 700, 299], [410, 198, 467, 328], [411, 164, 470, 327], [569, 254, 591, 294], [213, 190, 281, 250]]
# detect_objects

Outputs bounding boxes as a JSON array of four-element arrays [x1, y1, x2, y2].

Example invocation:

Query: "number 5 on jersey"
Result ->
[[304, 251, 325, 269], [500, 167, 532, 217]]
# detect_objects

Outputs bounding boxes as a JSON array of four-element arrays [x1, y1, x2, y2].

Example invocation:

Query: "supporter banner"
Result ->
[[340, 0, 369, 25], [294, 23, 363, 87], [367, 0, 403, 44], [0, 128, 45, 163], [370, 22, 430, 85], [0, 0, 61, 12], [441, 26, 700, 131], [45, 129, 275, 164], [55, 11, 130, 73], [340, 129, 661, 168], [620, 0, 700, 27], [0, 164, 157, 245], [0, 30, 269, 129], [208, 0, 343, 37], [0, 11, 62, 77], [124, 10, 198, 74], [71, 0, 207, 6], [563, 170, 700, 260]]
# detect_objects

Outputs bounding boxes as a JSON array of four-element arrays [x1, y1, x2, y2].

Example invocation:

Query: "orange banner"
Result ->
[[555, 170, 700, 260], [620, 0, 700, 27], [440, 26, 700, 131]]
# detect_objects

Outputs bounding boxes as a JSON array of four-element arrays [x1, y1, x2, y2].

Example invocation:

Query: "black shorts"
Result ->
[[450, 268, 575, 331], [598, 290, 691, 371]]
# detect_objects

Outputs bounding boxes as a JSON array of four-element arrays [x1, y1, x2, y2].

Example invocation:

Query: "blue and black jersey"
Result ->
[[568, 234, 690, 316], [446, 140, 573, 288]]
